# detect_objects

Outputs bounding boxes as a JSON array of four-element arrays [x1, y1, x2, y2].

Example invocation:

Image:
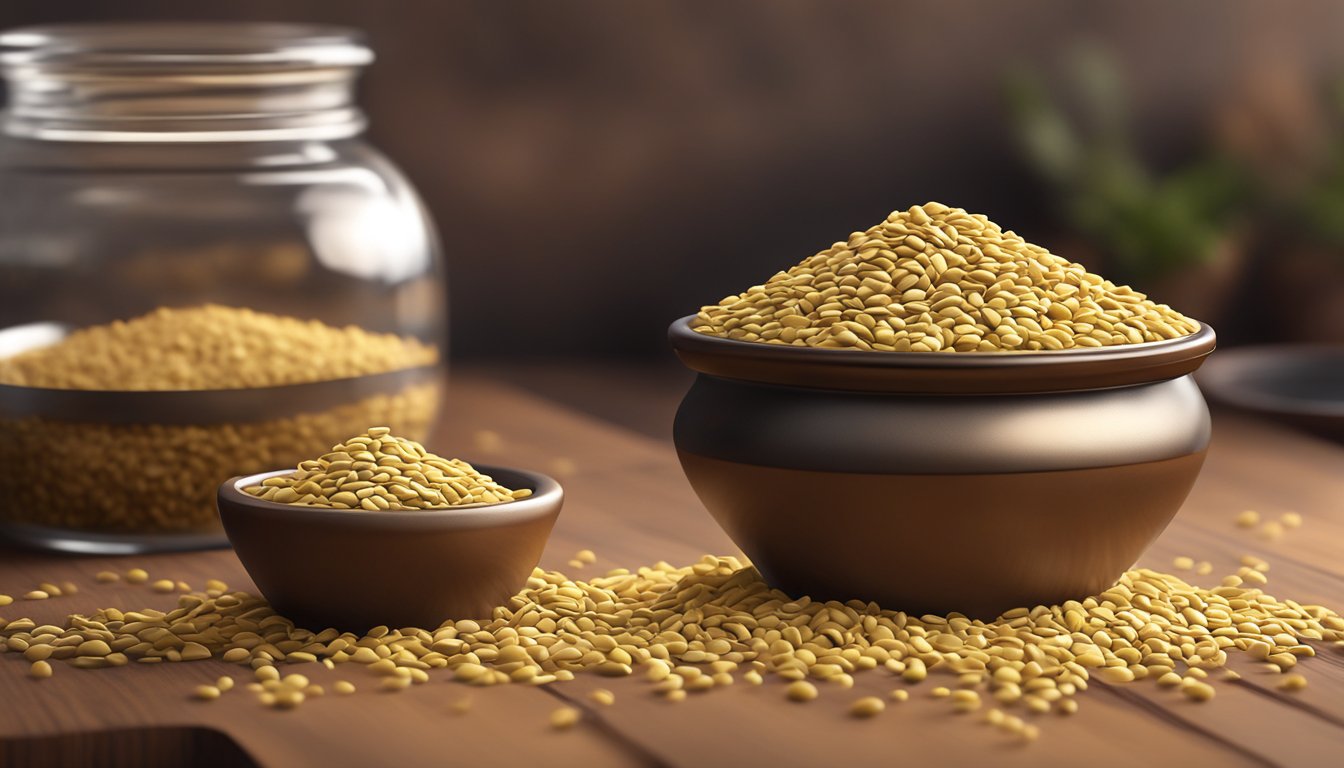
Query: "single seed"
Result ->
[[95, 571, 119, 583], [1260, 521, 1285, 541], [23, 591, 47, 601], [890, 689, 910, 702], [1235, 510, 1260, 528], [550, 706, 580, 730], [1181, 680, 1216, 702], [786, 681, 819, 702], [1281, 512, 1303, 529], [194, 685, 221, 701], [29, 660, 52, 679], [0, 594, 11, 606], [150, 580, 175, 593], [1172, 556, 1194, 571], [589, 689, 615, 706], [849, 696, 885, 718], [334, 681, 356, 695], [125, 569, 149, 584], [1278, 674, 1308, 691]]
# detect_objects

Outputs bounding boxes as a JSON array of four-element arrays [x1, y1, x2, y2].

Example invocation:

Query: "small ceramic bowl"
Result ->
[[669, 315, 1217, 618], [217, 465, 561, 631]]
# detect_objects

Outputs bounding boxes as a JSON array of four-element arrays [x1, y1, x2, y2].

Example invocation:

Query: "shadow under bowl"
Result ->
[[1198, 344, 1344, 443], [669, 315, 1217, 618], [217, 465, 561, 631]]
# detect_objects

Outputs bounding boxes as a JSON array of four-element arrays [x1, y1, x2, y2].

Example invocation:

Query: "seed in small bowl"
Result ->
[[220, 436, 563, 629], [244, 428, 531, 510]]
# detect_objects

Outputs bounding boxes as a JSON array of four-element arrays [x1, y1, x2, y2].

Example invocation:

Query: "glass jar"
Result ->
[[0, 23, 446, 553]]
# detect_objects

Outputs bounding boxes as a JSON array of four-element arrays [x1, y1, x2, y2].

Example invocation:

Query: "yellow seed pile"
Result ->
[[692, 202, 1199, 351], [0, 384, 438, 532], [0, 305, 441, 533], [0, 304, 438, 390], [4, 557, 1342, 735], [245, 428, 531, 509]]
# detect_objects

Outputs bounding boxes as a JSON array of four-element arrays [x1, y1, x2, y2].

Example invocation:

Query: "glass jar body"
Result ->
[[0, 136, 447, 553]]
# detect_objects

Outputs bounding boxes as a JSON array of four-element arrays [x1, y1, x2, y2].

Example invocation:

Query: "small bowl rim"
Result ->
[[668, 314, 1216, 394], [218, 464, 562, 530]]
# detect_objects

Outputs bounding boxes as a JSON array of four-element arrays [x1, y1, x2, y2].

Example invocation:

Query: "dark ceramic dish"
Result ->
[[1199, 344, 1344, 443], [217, 465, 562, 631], [669, 315, 1217, 618]]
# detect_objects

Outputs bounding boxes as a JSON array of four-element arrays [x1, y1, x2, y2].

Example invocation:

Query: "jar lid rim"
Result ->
[[0, 22, 373, 69]]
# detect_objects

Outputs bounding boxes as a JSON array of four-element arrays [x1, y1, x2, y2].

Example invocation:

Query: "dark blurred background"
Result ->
[[6, 0, 1344, 360]]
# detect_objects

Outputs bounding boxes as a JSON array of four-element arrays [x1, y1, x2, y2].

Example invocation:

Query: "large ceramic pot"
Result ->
[[669, 316, 1217, 618]]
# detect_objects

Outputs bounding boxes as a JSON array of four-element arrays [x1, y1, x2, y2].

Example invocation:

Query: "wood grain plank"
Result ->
[[2, 375, 1342, 768]]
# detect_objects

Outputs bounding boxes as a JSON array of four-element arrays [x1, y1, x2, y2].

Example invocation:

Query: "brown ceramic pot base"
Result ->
[[677, 450, 1207, 619]]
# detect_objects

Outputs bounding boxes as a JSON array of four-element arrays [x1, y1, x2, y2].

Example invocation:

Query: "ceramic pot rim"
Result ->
[[668, 315, 1216, 394], [218, 465, 563, 531]]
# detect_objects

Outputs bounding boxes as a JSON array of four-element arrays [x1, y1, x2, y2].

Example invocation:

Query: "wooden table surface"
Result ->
[[2, 371, 1343, 767]]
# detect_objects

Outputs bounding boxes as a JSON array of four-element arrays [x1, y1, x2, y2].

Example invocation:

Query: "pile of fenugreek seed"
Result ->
[[0, 305, 438, 390], [692, 202, 1200, 351], [4, 556, 1341, 741], [0, 305, 440, 532], [246, 429, 530, 509]]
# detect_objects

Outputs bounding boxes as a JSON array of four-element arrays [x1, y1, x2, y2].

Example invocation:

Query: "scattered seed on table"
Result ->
[[567, 560, 585, 570], [931, 686, 951, 698], [150, 580, 174, 593], [1057, 699, 1078, 715], [60, 581, 78, 595], [194, 685, 220, 701], [95, 571, 119, 583], [1172, 556, 1194, 571], [575, 550, 597, 564], [381, 677, 411, 692], [1181, 679, 1216, 702], [175, 581, 191, 593], [29, 660, 52, 679], [125, 568, 149, 584], [550, 706, 580, 730], [589, 689, 615, 706], [1260, 521, 1285, 541], [38, 582, 62, 597], [217, 676, 234, 692], [849, 696, 885, 718], [0, 594, 11, 606], [786, 681, 818, 702], [334, 681, 356, 695], [1281, 512, 1303, 529], [1235, 510, 1260, 528], [890, 689, 910, 702], [1278, 674, 1308, 691], [23, 591, 48, 601]]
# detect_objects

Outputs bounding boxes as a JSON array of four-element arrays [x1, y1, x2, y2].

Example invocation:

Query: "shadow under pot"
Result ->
[[668, 316, 1217, 619]]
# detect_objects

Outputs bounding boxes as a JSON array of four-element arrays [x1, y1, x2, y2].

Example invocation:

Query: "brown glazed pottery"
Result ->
[[669, 315, 1217, 618], [217, 465, 561, 631]]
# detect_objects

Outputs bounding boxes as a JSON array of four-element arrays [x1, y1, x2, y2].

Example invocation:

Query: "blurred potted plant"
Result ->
[[1228, 71, 1344, 343], [1005, 48, 1251, 328]]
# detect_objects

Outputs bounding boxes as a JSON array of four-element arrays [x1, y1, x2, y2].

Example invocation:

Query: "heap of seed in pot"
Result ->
[[4, 557, 1342, 739], [0, 305, 440, 532], [692, 202, 1200, 351], [0, 304, 438, 390], [245, 428, 530, 509]]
